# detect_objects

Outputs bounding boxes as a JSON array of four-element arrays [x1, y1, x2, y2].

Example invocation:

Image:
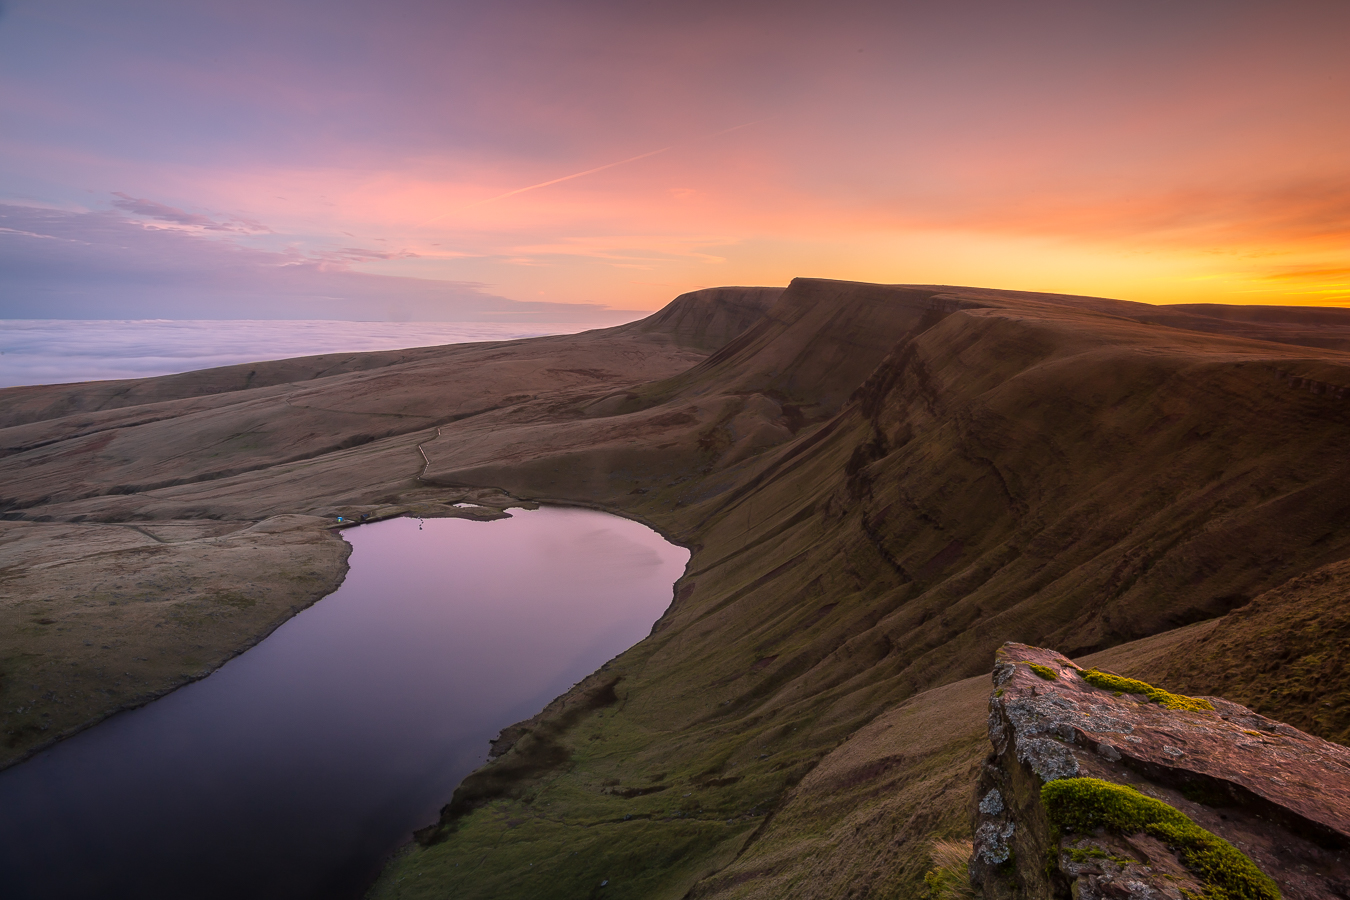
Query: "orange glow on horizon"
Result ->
[[3, 2, 1347, 317]]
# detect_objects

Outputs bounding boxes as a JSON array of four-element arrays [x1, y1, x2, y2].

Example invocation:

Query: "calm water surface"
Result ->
[[0, 507, 688, 899]]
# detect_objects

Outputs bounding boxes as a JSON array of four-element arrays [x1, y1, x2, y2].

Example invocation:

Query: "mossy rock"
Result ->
[[1079, 668, 1213, 712], [1027, 663, 1058, 681], [1042, 778, 1279, 900]]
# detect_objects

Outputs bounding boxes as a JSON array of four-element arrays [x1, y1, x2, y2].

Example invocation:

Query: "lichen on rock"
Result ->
[[1015, 734, 1079, 782], [973, 819, 1015, 866]]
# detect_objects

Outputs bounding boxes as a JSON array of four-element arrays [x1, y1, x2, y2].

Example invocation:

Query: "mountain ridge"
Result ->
[[2, 278, 1348, 897]]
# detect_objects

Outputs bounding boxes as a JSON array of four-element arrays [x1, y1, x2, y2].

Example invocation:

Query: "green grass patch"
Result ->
[[1042, 778, 1279, 900], [1027, 663, 1059, 680], [1079, 668, 1213, 712], [373, 804, 755, 900], [1062, 845, 1135, 867]]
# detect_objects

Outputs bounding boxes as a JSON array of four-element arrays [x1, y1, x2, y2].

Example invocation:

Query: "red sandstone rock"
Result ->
[[972, 642, 1350, 899]]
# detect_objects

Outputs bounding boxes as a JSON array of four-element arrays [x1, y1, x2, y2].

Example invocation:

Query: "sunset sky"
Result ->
[[2, 0, 1347, 320]]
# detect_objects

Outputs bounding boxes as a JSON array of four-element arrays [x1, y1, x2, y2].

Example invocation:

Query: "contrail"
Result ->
[[423, 118, 772, 226], [699, 118, 772, 141], [460, 146, 673, 211]]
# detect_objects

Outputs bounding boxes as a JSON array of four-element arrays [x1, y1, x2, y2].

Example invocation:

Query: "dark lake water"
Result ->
[[0, 507, 688, 899]]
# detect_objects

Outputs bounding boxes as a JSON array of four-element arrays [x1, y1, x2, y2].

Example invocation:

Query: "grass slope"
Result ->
[[3, 280, 1349, 897], [373, 281, 1350, 898]]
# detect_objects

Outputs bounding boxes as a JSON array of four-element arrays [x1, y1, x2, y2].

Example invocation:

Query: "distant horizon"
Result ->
[[5, 277, 1350, 326], [0, 318, 605, 388], [0, 314, 646, 323]]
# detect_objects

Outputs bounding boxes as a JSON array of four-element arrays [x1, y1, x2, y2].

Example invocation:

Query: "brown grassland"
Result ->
[[2, 279, 1348, 897]]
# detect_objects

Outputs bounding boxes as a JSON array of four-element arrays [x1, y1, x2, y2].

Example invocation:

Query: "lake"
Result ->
[[0, 507, 688, 899]]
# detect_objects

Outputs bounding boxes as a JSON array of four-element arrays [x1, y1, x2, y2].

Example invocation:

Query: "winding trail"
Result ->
[[415, 426, 444, 483], [118, 524, 169, 544]]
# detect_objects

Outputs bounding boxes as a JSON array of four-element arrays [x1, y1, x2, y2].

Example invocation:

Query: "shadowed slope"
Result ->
[[416, 281, 982, 496], [624, 286, 785, 352], [376, 280, 1350, 899], [1151, 556, 1350, 746]]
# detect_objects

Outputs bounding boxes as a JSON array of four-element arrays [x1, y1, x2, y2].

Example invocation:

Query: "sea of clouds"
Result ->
[[0, 320, 594, 388]]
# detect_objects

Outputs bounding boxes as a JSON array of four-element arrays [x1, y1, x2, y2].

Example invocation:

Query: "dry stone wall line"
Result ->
[[1276, 369, 1349, 400]]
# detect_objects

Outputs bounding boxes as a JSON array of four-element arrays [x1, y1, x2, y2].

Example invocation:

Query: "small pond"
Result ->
[[0, 506, 688, 899]]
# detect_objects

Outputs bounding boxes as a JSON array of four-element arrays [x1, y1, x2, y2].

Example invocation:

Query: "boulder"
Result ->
[[972, 642, 1350, 899]]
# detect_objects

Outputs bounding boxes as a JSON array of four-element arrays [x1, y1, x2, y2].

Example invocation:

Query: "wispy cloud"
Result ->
[[1237, 262, 1350, 301], [111, 192, 269, 233], [1254, 265, 1350, 283], [307, 245, 421, 265], [503, 235, 732, 268], [0, 203, 638, 321], [875, 177, 1350, 259]]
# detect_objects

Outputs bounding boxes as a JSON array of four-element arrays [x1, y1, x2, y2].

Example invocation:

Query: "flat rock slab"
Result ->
[[973, 642, 1350, 900]]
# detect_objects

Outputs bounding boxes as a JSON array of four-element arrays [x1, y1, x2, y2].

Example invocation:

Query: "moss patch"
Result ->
[[1079, 668, 1213, 712], [1042, 778, 1279, 900], [1027, 663, 1058, 681]]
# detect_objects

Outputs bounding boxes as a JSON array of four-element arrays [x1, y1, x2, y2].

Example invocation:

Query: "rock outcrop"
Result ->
[[973, 643, 1350, 899]]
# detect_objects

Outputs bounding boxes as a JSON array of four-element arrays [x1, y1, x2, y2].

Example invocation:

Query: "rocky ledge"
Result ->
[[972, 643, 1350, 900]]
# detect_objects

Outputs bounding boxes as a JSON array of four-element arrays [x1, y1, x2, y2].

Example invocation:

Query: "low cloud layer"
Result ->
[[0, 203, 638, 321], [0, 319, 593, 388]]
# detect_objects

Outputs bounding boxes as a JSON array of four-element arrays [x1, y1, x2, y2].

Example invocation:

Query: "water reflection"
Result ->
[[0, 507, 688, 899]]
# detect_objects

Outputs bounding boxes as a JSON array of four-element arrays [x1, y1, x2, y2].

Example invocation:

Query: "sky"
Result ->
[[1, 0, 1347, 320]]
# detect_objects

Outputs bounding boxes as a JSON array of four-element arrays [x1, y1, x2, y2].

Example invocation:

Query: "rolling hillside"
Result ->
[[3, 279, 1348, 897]]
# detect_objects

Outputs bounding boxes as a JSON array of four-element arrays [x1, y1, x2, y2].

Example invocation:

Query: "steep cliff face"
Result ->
[[378, 282, 1350, 898], [622, 286, 785, 352], [974, 643, 1350, 900]]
